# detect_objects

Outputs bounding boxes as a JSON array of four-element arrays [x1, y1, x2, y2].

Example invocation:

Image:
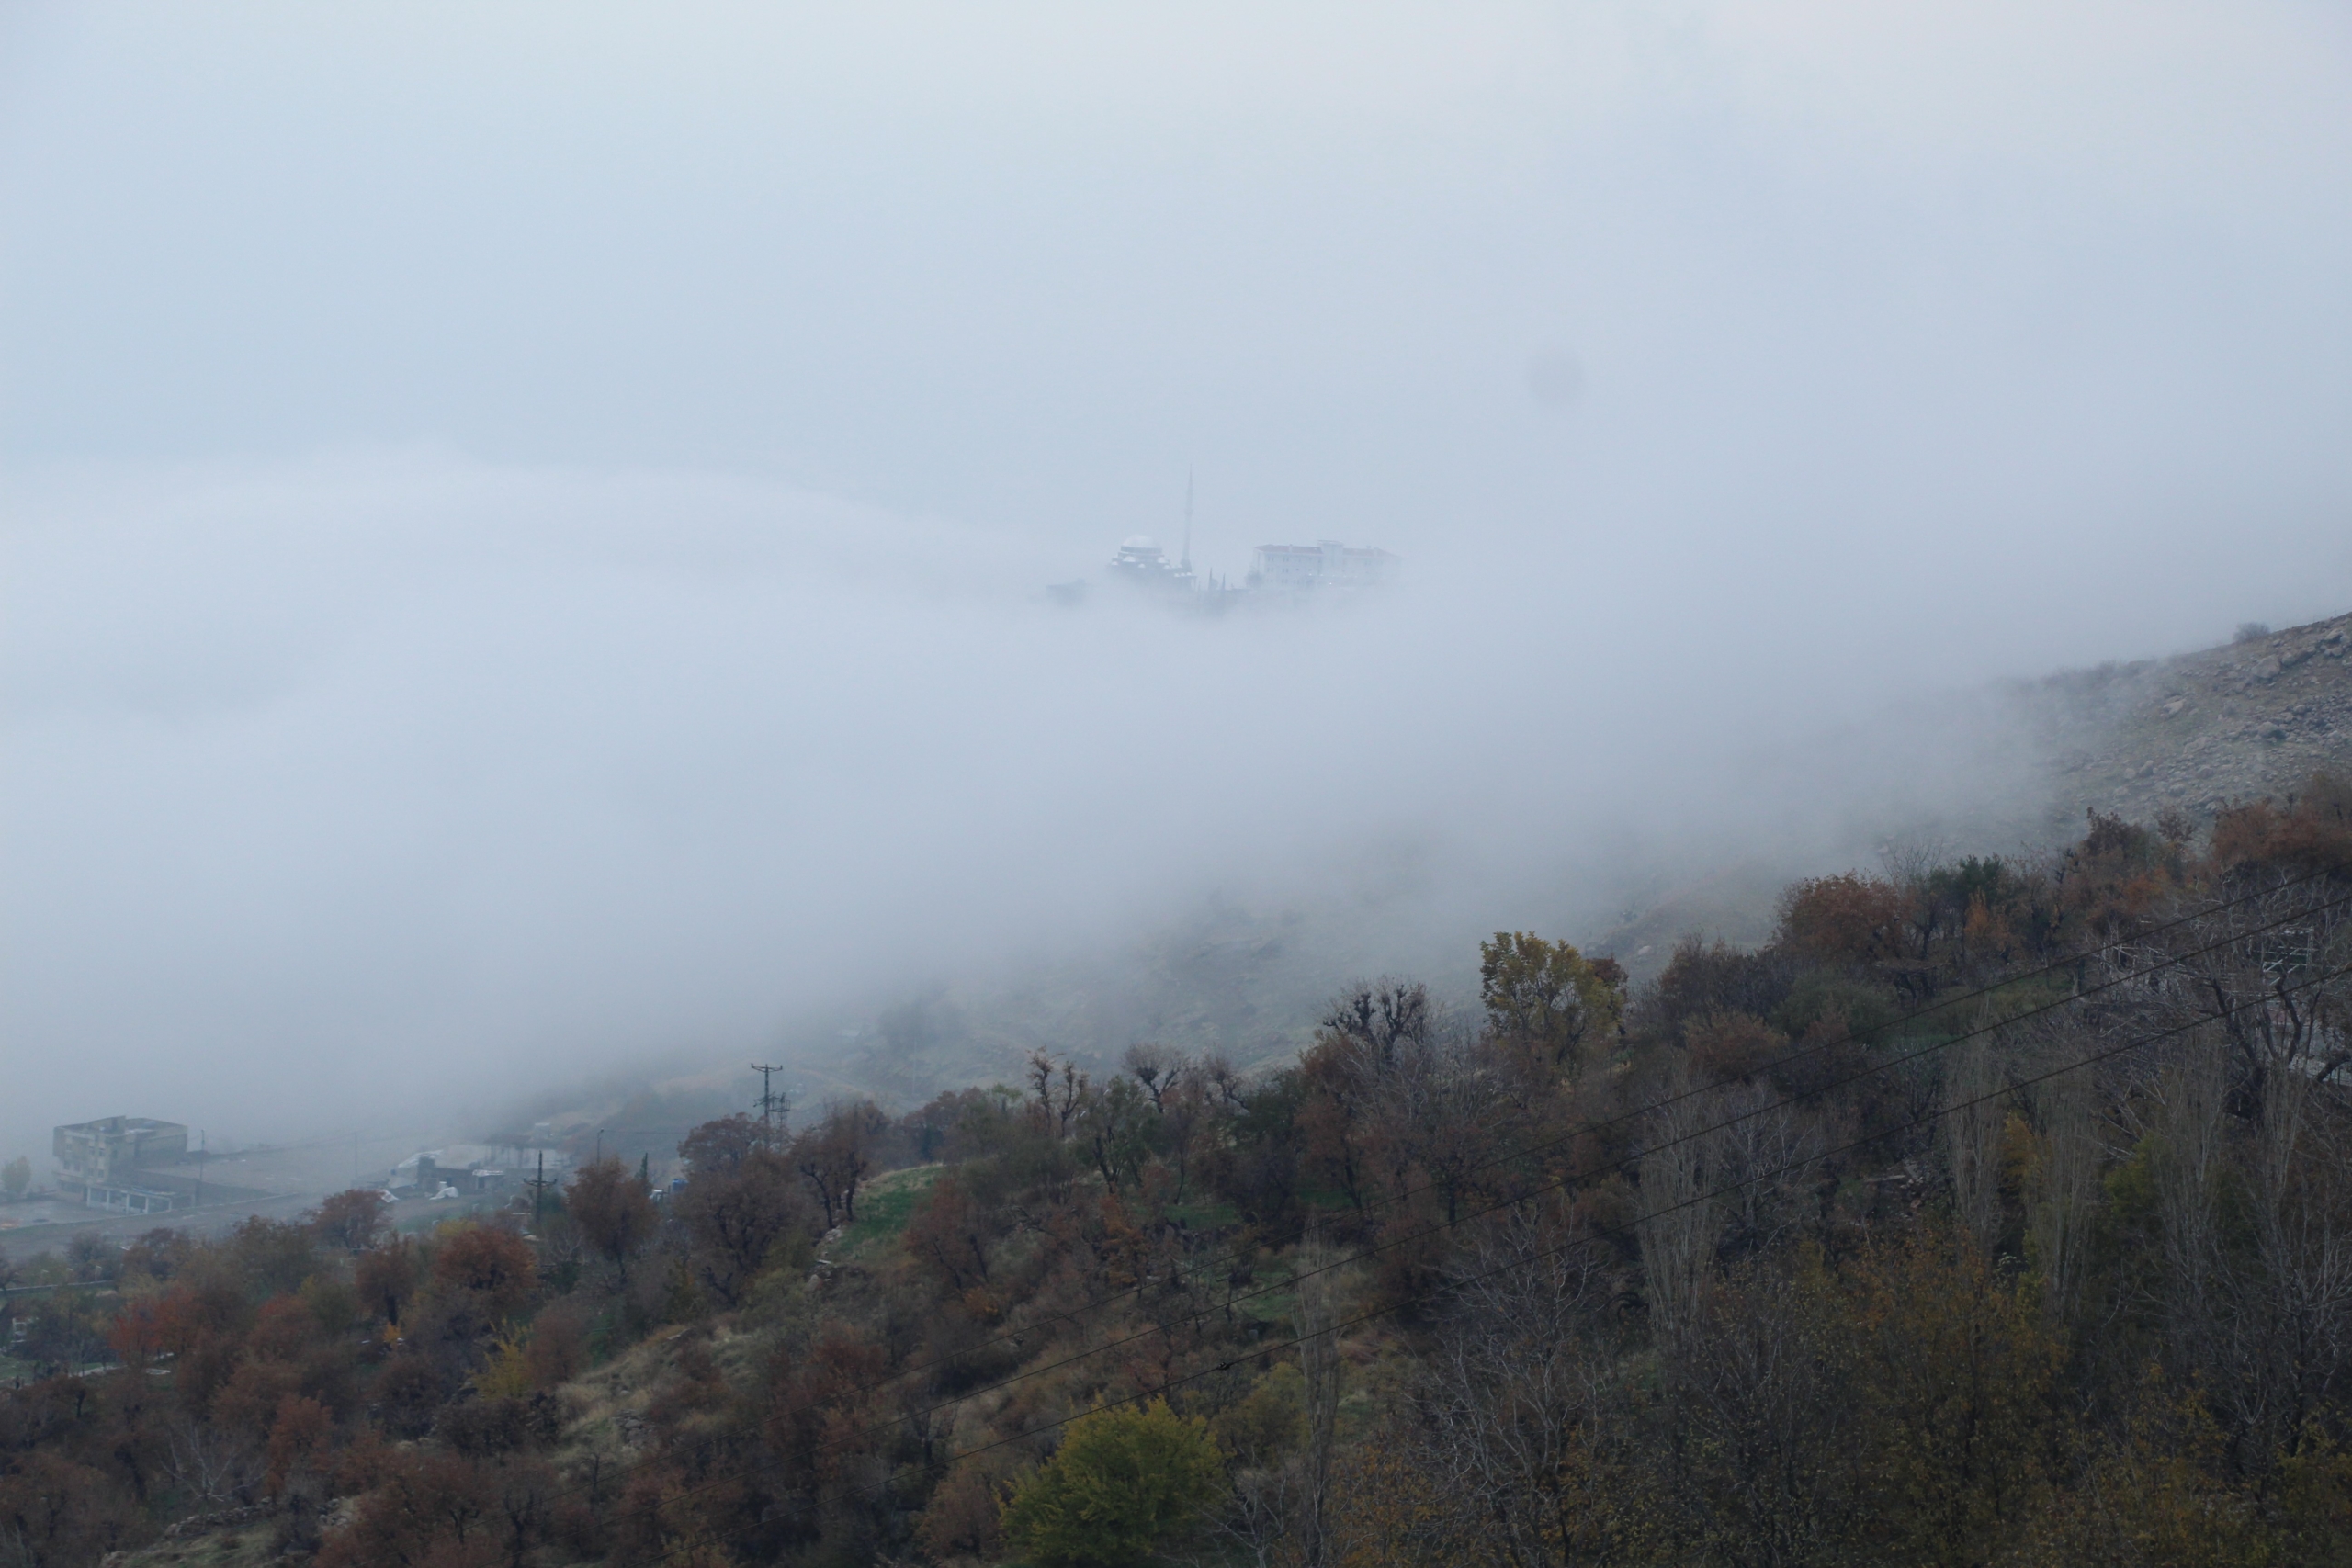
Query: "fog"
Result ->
[[5, 4, 2351, 1162]]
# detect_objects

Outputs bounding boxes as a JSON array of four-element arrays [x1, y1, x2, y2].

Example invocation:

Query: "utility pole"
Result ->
[[750, 1062, 787, 1143], [529, 1150, 548, 1228]]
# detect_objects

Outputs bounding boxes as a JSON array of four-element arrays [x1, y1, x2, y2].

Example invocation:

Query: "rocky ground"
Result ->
[[2030, 610, 2352, 827], [1589, 609, 2352, 971]]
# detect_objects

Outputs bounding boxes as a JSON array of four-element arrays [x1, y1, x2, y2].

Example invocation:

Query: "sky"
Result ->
[[4, 2, 2351, 1159]]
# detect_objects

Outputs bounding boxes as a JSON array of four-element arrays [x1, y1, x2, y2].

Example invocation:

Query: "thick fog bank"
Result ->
[[5, 453, 2345, 1160], [6, 2, 2352, 1158]]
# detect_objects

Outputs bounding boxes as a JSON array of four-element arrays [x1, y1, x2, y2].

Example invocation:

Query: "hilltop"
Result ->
[[2030, 611, 2352, 823]]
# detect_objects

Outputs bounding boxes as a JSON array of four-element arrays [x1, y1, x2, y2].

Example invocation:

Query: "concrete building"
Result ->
[[54, 1116, 187, 1186], [53, 1117, 190, 1213], [1248, 540, 1400, 592]]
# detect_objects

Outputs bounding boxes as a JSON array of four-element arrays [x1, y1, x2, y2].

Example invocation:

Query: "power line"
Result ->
[[840, 866, 2351, 1405], [633, 951, 2352, 1568], [848, 889, 2352, 1451], [749, 1064, 789, 1143], [904, 952, 2352, 1483], [503, 868, 2352, 1543], [594, 889, 2352, 1562]]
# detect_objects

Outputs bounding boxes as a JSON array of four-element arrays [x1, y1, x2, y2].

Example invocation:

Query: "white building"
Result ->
[[1249, 541, 1399, 592], [1108, 534, 1193, 592]]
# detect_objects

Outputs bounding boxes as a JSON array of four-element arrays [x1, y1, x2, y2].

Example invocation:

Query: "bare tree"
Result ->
[[1123, 1043, 1182, 1111], [1675, 1262, 1855, 1568], [2146, 1034, 2228, 1354], [2027, 1051, 2102, 1322], [1295, 1224, 1343, 1568], [1714, 1080, 1827, 1261], [164, 1416, 263, 1506], [1637, 1064, 1725, 1347], [2127, 871, 2352, 1116], [1940, 1034, 2006, 1249], [1026, 1050, 1091, 1140], [792, 1100, 886, 1229], [1403, 1207, 1645, 1567], [2220, 1060, 2352, 1460], [1365, 1009, 1497, 1224]]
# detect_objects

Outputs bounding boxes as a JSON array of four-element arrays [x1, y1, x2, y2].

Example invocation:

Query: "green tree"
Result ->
[[1001, 1398, 1224, 1568], [1479, 931, 1625, 1075], [0, 1155, 28, 1200]]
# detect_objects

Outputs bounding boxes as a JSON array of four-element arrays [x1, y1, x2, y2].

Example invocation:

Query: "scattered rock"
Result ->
[[164, 1504, 272, 1540], [2031, 607, 2352, 830]]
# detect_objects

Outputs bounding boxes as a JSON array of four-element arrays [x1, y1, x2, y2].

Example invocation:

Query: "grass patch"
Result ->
[[836, 1164, 944, 1259], [1159, 1200, 1240, 1231]]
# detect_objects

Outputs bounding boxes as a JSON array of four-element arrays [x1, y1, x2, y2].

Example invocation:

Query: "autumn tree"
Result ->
[[902, 1171, 998, 1297], [567, 1156, 658, 1285], [316, 1448, 498, 1568], [431, 1224, 539, 1320], [1775, 871, 1910, 967], [673, 1126, 812, 1306], [354, 1238, 423, 1327], [308, 1188, 389, 1252], [678, 1112, 765, 1175], [1297, 981, 1434, 1211], [791, 1100, 887, 1229]]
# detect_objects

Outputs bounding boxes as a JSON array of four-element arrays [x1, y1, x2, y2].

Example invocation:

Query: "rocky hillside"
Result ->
[[2035, 610, 2352, 827], [508, 609, 2352, 1122]]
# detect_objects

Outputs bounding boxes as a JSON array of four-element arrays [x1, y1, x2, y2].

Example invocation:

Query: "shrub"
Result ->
[[1001, 1398, 1224, 1568]]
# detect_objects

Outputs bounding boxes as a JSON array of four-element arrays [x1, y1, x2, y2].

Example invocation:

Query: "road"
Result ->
[[0, 1125, 465, 1263]]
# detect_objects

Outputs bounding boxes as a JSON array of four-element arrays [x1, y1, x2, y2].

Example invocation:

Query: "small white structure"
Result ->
[[85, 1184, 176, 1215], [1249, 541, 1399, 593]]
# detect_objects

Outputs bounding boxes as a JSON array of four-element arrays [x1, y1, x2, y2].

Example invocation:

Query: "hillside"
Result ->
[[2032, 611, 2352, 823], [496, 612, 2352, 1155], [9, 789, 2352, 1567]]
